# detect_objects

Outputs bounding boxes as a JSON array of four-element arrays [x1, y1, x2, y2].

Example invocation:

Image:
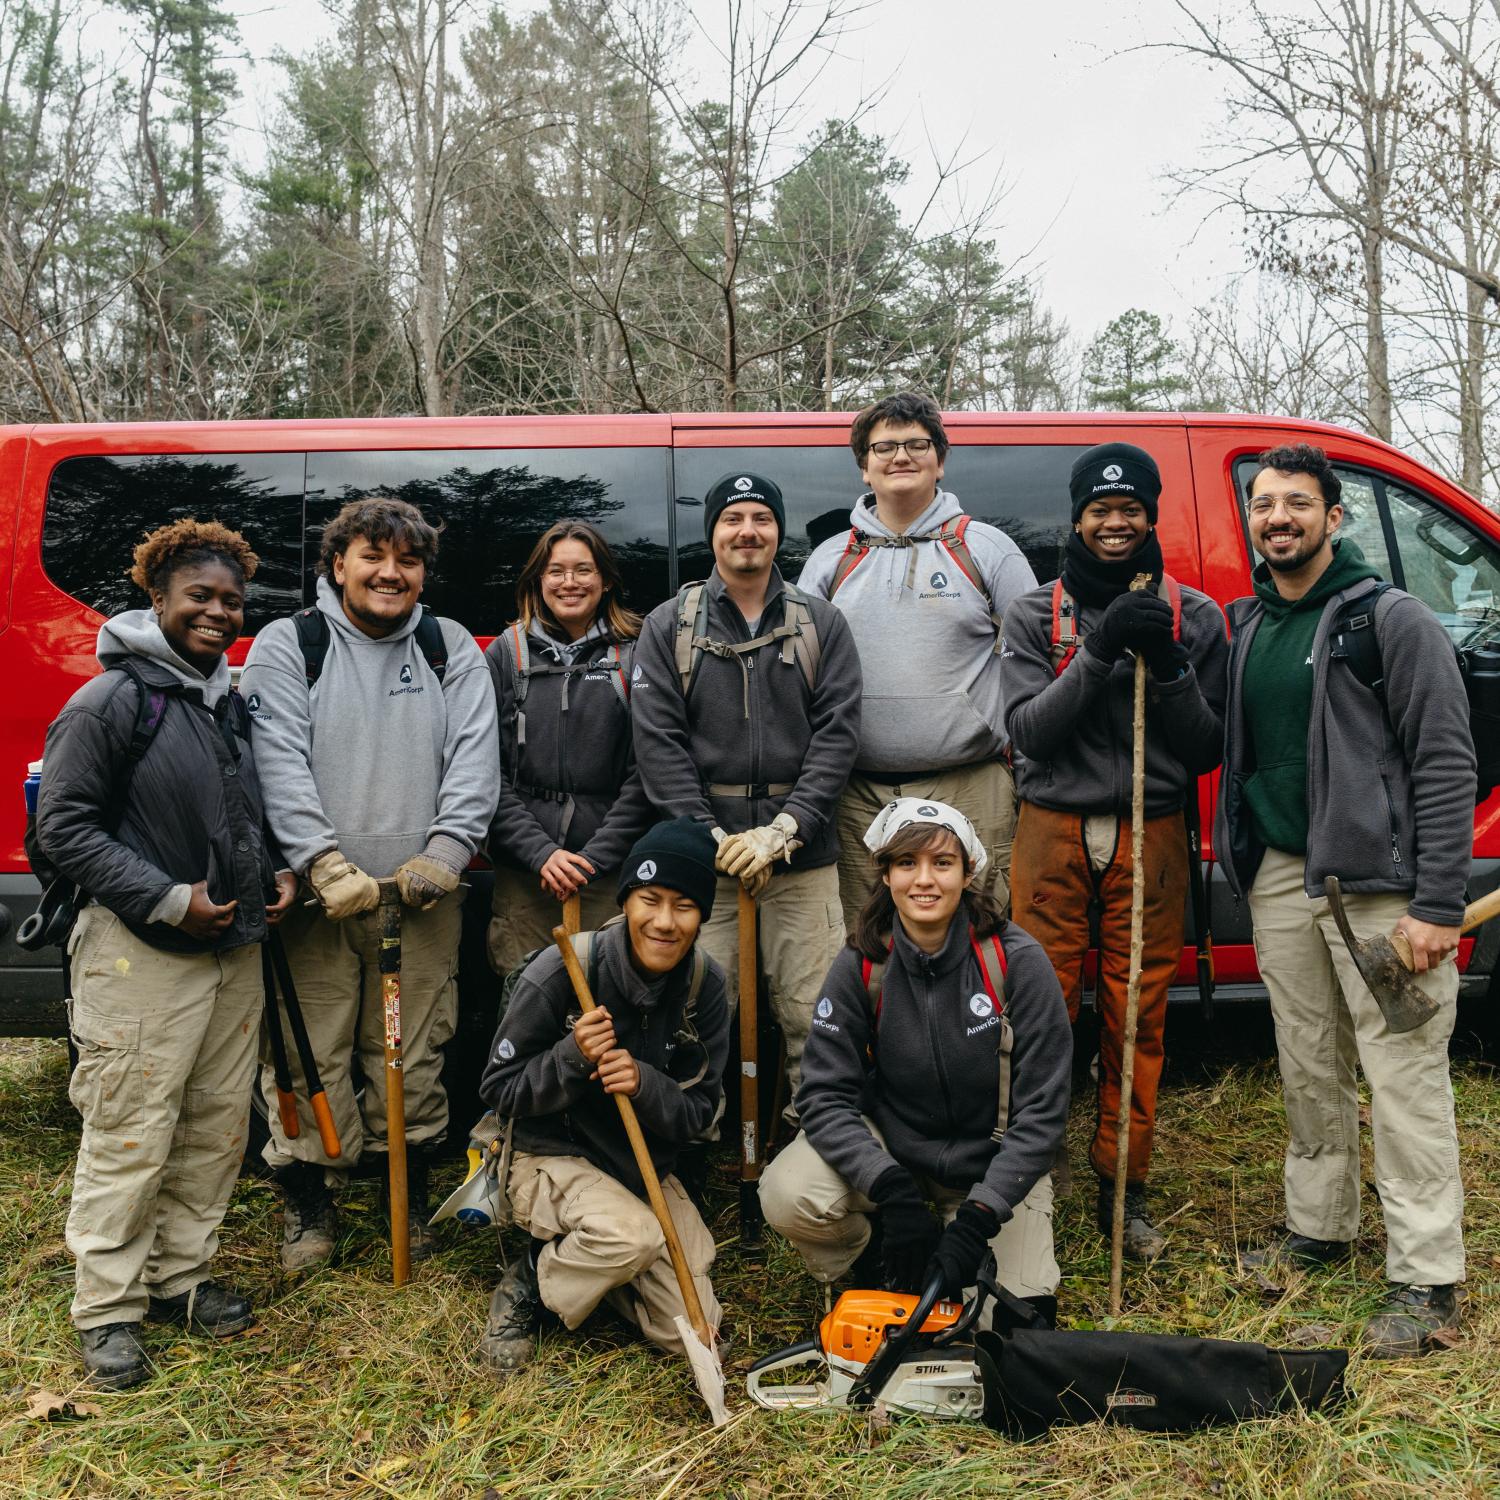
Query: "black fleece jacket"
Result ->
[[794, 913, 1072, 1225], [479, 920, 730, 1195]]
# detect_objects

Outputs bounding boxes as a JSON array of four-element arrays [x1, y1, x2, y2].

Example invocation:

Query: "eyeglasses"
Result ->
[[1247, 493, 1324, 517], [544, 565, 598, 583], [867, 438, 935, 458]]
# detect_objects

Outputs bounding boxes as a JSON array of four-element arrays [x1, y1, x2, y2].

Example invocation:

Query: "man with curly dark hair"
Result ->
[[241, 495, 498, 1271], [36, 519, 297, 1389]]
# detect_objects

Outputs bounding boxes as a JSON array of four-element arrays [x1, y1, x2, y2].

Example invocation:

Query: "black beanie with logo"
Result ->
[[703, 471, 786, 546], [617, 817, 720, 920], [1068, 442, 1162, 525]]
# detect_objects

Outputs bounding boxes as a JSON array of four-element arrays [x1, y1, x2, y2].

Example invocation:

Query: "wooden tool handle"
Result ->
[[1389, 885, 1500, 970], [737, 885, 763, 1247], [553, 925, 714, 1346], [563, 892, 581, 935], [380, 883, 409, 1287]]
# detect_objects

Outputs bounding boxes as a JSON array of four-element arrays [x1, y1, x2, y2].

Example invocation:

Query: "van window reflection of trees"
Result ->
[[43, 455, 304, 631]]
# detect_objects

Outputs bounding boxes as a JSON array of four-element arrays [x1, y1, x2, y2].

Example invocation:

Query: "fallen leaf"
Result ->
[[26, 1388, 103, 1422], [355, 1427, 374, 1445], [1285, 1324, 1337, 1347], [1425, 1326, 1464, 1351]]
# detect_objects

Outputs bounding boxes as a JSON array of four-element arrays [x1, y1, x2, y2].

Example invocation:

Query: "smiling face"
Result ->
[[1077, 495, 1151, 561], [860, 418, 945, 520], [152, 558, 244, 673], [623, 885, 703, 975], [1247, 468, 1341, 577], [332, 533, 426, 638], [882, 828, 969, 945], [540, 535, 605, 640], [711, 503, 779, 583]]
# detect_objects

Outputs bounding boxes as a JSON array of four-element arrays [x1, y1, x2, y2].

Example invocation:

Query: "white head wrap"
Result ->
[[862, 797, 988, 879]]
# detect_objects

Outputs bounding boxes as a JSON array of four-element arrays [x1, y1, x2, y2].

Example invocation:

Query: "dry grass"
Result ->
[[0, 1017, 1496, 1499]]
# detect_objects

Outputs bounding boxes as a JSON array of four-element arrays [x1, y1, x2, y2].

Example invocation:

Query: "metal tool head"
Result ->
[[1322, 877, 1439, 1033]]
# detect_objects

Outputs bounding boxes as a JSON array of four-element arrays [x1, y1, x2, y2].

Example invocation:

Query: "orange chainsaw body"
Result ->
[[818, 1290, 964, 1367]]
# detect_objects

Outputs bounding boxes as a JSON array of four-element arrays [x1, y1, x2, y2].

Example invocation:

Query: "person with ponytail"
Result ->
[[999, 442, 1228, 1261], [759, 800, 1071, 1315], [36, 519, 296, 1390]]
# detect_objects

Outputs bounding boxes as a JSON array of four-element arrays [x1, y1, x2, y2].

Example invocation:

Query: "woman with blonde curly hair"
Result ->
[[35, 518, 296, 1391]]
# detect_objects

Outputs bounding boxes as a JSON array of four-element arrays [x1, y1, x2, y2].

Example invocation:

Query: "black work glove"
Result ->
[[871, 1166, 943, 1293], [1146, 637, 1192, 682], [924, 1199, 1000, 1299], [1084, 590, 1175, 665]]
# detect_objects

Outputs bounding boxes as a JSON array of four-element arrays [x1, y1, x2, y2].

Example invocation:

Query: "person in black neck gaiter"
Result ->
[[998, 441, 1229, 1265]]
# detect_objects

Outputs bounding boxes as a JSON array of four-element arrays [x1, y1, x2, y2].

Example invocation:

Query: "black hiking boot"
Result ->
[[78, 1322, 151, 1391], [479, 1250, 546, 1375], [147, 1280, 255, 1337], [377, 1145, 436, 1262], [1361, 1284, 1459, 1358], [275, 1160, 337, 1274], [1096, 1179, 1167, 1263], [1238, 1228, 1353, 1274]]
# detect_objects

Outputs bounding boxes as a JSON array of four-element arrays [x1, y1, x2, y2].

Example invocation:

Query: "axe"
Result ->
[[1323, 877, 1500, 1032]]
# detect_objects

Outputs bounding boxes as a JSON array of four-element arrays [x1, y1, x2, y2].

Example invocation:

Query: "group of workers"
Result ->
[[33, 392, 1474, 1396]]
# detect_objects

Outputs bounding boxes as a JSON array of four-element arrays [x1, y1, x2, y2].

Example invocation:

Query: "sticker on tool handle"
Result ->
[[384, 991, 403, 1048], [741, 1060, 757, 1077], [741, 1122, 758, 1164]]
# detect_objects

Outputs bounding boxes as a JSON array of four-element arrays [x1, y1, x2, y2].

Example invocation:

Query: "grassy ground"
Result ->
[[0, 1013, 1496, 1499]]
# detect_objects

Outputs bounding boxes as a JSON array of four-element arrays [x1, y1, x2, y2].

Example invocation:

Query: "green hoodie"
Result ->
[[1241, 540, 1382, 855]]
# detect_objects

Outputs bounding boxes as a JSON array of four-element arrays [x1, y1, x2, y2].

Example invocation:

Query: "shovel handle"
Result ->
[[737, 886, 763, 1248], [553, 925, 714, 1348]]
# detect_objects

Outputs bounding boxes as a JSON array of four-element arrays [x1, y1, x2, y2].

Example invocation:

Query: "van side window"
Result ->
[[42, 453, 306, 633], [673, 443, 1085, 586], [305, 448, 672, 632], [1383, 480, 1500, 648]]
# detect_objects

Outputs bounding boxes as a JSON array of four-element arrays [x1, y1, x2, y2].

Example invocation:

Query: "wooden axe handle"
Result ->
[[1391, 883, 1500, 968]]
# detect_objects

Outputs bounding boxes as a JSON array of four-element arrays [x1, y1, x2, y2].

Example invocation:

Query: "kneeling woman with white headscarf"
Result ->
[[759, 799, 1072, 1313]]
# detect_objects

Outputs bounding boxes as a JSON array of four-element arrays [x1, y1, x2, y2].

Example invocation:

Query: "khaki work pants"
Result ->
[[64, 906, 261, 1329], [508, 1150, 720, 1355], [696, 863, 844, 1105], [260, 889, 463, 1172], [836, 759, 1017, 931], [487, 866, 619, 976], [760, 1124, 1059, 1299], [1009, 801, 1188, 1185], [1249, 848, 1464, 1286]]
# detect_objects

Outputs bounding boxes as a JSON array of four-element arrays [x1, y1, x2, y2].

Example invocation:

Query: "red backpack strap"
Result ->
[[1050, 579, 1079, 677], [1161, 573, 1182, 642], [970, 928, 1007, 1012], [936, 516, 988, 604], [828, 529, 871, 598]]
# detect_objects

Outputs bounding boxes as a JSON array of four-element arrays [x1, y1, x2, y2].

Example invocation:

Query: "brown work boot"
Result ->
[[275, 1161, 337, 1273], [1096, 1179, 1166, 1262], [1361, 1284, 1458, 1358], [1239, 1228, 1352, 1274]]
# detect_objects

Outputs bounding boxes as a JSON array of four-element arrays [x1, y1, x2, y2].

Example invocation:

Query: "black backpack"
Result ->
[[1330, 583, 1500, 801], [291, 607, 448, 685]]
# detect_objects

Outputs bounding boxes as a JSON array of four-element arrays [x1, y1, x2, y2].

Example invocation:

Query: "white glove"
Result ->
[[716, 813, 801, 884], [307, 850, 381, 921]]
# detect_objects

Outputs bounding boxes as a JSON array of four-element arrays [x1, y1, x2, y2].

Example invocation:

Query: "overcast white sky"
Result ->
[[223, 0, 1244, 345]]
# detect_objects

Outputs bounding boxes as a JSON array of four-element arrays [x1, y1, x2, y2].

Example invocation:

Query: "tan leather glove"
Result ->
[[395, 835, 467, 910], [716, 812, 801, 887], [307, 850, 381, 921]]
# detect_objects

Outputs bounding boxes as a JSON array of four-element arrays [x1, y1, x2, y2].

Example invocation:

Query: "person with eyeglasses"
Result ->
[[484, 521, 652, 975], [1218, 443, 1473, 1359], [800, 391, 1038, 931]]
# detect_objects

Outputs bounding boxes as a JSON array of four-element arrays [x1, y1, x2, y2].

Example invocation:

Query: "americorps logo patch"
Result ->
[[1103, 463, 1123, 482], [246, 693, 260, 713], [497, 1038, 515, 1061], [734, 475, 753, 490], [930, 570, 948, 589], [399, 663, 413, 684], [816, 997, 833, 1019], [970, 993, 994, 1017], [637, 859, 658, 881]]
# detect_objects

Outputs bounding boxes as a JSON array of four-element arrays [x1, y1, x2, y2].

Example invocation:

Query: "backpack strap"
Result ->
[[1329, 582, 1395, 698], [292, 607, 331, 686], [1051, 574, 1183, 678], [828, 528, 872, 598], [938, 516, 1005, 655], [675, 582, 708, 696], [779, 583, 822, 694], [413, 612, 448, 684], [969, 928, 1013, 1146], [604, 641, 632, 710], [507, 622, 532, 749], [676, 579, 820, 710]]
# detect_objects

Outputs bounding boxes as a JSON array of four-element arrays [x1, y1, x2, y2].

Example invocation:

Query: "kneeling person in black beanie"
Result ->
[[477, 818, 730, 1372]]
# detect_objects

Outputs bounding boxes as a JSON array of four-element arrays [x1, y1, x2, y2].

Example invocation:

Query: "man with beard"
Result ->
[[242, 496, 499, 1271], [1000, 442, 1228, 1259], [1217, 444, 1473, 1357]]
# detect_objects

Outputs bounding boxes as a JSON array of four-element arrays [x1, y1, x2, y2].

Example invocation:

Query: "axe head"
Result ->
[[1322, 877, 1440, 1033]]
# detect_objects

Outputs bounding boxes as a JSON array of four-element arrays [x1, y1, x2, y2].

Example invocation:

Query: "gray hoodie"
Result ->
[[799, 491, 1038, 773], [240, 578, 499, 877]]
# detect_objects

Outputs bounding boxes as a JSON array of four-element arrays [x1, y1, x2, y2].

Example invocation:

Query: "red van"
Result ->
[[3, 411, 1497, 1043]]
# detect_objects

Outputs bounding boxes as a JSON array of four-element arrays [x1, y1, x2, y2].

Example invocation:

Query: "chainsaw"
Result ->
[[747, 1273, 990, 1420]]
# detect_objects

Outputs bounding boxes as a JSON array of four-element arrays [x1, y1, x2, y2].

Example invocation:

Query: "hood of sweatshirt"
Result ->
[[316, 574, 427, 646], [1252, 538, 1382, 618], [96, 608, 231, 708], [532, 617, 610, 663], [849, 488, 965, 542]]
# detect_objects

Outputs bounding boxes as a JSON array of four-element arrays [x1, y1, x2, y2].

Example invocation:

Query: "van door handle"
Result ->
[[675, 495, 702, 506]]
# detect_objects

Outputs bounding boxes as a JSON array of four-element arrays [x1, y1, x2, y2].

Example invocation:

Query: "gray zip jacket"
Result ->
[[799, 490, 1037, 773], [794, 915, 1071, 1225], [1215, 577, 1475, 924], [484, 622, 651, 881], [1001, 580, 1229, 816], [480, 920, 730, 1196], [241, 578, 499, 877], [630, 566, 862, 868]]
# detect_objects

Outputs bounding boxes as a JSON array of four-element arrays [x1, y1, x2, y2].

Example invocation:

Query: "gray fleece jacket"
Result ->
[[240, 578, 499, 878], [484, 621, 651, 880], [799, 491, 1038, 773], [1001, 580, 1228, 816], [794, 914, 1071, 1226], [1215, 577, 1476, 924], [631, 567, 862, 868], [479, 920, 730, 1196]]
